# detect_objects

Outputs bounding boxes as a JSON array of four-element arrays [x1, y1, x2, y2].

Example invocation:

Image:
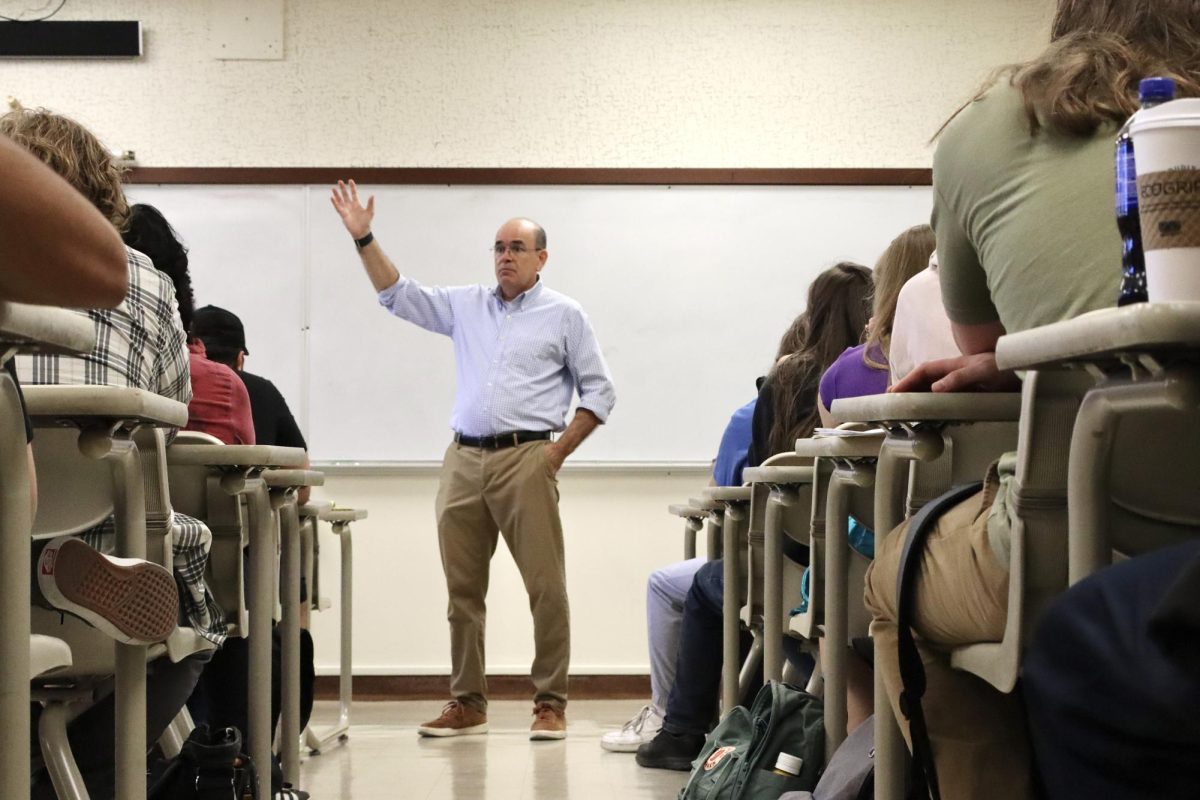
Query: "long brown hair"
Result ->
[[863, 225, 935, 370], [937, 0, 1200, 139], [767, 262, 872, 455], [0, 107, 130, 230]]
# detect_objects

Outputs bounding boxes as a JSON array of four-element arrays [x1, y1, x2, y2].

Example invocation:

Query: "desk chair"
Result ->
[[25, 387, 189, 800], [265, 469, 325, 788], [997, 303, 1200, 584], [0, 302, 93, 800], [830, 393, 1021, 800], [741, 456, 815, 685], [166, 437, 305, 800], [667, 503, 708, 560], [793, 429, 885, 759], [701, 486, 752, 714], [303, 506, 368, 756], [688, 494, 726, 561]]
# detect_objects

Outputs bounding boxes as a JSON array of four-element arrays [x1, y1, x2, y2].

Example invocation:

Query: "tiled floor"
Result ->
[[300, 699, 689, 799]]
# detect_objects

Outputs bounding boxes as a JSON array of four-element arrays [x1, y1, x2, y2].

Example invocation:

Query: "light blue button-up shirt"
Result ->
[[378, 276, 616, 437]]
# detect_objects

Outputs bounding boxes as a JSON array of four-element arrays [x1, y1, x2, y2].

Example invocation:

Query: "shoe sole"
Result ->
[[530, 729, 567, 741], [600, 739, 642, 752], [635, 753, 695, 771], [39, 538, 178, 645], [417, 723, 489, 737]]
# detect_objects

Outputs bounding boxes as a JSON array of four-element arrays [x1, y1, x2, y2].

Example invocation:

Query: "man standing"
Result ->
[[330, 180, 616, 740]]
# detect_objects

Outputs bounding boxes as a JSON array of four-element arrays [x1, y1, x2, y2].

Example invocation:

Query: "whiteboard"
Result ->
[[129, 183, 932, 463]]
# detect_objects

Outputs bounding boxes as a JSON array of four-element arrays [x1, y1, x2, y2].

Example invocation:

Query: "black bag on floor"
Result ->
[[148, 724, 258, 800]]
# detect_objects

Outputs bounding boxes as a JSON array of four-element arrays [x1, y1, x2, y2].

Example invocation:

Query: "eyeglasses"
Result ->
[[492, 242, 542, 256]]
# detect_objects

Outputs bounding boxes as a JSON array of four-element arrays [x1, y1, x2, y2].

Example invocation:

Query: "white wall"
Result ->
[[5, 0, 1056, 675], [7, 1, 1052, 168]]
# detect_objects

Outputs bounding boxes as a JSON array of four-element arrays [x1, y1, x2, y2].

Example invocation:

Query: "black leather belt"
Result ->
[[454, 430, 551, 449]]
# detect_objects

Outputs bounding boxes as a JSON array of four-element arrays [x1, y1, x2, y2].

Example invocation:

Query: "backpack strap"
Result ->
[[895, 481, 983, 800]]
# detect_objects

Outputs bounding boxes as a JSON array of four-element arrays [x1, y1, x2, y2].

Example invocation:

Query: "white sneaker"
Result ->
[[600, 704, 664, 753]]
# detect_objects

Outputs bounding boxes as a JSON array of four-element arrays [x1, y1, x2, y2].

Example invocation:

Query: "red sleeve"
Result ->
[[229, 371, 256, 445]]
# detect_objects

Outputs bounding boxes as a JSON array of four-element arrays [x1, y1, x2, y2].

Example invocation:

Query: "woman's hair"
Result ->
[[938, 0, 1200, 138], [0, 107, 131, 230], [863, 224, 936, 370], [767, 261, 873, 455], [122, 204, 195, 336], [774, 313, 809, 363]]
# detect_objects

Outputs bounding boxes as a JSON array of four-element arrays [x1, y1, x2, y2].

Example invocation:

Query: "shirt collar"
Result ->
[[492, 276, 544, 309]]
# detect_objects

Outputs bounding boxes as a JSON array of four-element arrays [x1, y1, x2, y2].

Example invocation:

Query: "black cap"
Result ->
[[192, 305, 248, 356]]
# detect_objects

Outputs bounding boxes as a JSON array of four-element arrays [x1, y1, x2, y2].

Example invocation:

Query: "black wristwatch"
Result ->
[[354, 231, 375, 249]]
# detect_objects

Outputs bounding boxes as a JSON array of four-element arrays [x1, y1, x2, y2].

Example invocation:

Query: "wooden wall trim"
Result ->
[[126, 167, 932, 186]]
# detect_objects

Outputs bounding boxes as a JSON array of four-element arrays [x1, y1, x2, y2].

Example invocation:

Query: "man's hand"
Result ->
[[890, 352, 1020, 394], [330, 179, 375, 239], [544, 442, 566, 475]]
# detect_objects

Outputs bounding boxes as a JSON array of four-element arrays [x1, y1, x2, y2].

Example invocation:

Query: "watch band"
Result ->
[[354, 231, 375, 249]]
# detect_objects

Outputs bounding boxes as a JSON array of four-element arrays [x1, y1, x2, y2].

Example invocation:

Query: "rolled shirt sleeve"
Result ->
[[565, 308, 616, 423]]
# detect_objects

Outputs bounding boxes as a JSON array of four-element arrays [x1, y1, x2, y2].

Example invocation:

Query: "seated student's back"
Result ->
[[934, 79, 1118, 333]]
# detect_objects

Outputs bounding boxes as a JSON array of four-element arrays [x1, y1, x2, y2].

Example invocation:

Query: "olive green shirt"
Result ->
[[933, 81, 1121, 334]]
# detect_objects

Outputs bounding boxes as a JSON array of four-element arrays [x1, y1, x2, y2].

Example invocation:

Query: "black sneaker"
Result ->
[[635, 729, 706, 771]]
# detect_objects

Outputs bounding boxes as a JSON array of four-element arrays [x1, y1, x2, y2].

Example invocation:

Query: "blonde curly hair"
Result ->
[[0, 107, 130, 230]]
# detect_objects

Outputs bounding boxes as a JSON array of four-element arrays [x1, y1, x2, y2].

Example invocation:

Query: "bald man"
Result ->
[[332, 182, 616, 740]]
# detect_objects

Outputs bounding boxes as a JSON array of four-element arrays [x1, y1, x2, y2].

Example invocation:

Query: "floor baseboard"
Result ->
[[314, 674, 651, 701]]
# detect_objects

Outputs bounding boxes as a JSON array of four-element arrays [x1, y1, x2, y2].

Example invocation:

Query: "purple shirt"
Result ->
[[818, 344, 889, 409]]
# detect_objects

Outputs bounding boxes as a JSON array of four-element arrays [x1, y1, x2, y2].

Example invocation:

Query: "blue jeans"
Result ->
[[662, 558, 729, 736]]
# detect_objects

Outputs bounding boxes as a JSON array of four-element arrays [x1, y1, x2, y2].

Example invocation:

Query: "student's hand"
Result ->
[[544, 442, 566, 475], [330, 179, 375, 239], [889, 352, 1019, 394]]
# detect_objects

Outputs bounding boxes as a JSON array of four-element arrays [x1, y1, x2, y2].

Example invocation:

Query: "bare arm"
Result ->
[[330, 179, 400, 292], [890, 320, 1019, 394], [544, 408, 601, 474], [0, 135, 127, 307]]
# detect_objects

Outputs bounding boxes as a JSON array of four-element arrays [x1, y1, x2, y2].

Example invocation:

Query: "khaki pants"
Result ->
[[863, 469, 1034, 800], [435, 439, 569, 712]]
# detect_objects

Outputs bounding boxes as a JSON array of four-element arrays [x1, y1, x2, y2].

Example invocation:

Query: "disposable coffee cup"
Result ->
[[1130, 98, 1200, 302]]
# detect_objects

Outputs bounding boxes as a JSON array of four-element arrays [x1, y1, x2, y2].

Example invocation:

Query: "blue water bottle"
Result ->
[[1116, 76, 1176, 306]]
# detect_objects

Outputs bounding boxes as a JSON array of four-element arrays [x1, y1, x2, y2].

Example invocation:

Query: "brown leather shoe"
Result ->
[[530, 702, 567, 740], [417, 700, 488, 737]]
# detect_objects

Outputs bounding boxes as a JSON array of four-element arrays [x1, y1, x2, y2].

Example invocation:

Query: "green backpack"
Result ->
[[678, 681, 825, 800]]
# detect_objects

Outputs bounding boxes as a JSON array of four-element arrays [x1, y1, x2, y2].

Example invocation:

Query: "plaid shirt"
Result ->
[[18, 246, 226, 644]]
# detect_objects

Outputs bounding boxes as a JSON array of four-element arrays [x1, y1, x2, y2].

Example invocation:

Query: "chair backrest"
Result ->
[[1107, 408, 1200, 555], [167, 432, 250, 637], [31, 426, 113, 539], [745, 452, 814, 624], [1009, 370, 1089, 645]]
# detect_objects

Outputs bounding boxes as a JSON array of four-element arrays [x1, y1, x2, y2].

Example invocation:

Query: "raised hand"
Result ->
[[330, 179, 375, 239]]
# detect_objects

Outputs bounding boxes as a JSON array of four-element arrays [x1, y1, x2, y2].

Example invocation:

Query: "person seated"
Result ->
[[813, 224, 945, 735], [886, 250, 959, 384], [816, 224, 937, 427], [862, 3, 1200, 796], [124, 205, 256, 446], [0, 106, 216, 800], [188, 304, 320, 749], [636, 261, 873, 770]]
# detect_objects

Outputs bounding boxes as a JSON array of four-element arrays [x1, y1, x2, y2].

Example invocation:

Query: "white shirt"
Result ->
[[889, 253, 961, 383]]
